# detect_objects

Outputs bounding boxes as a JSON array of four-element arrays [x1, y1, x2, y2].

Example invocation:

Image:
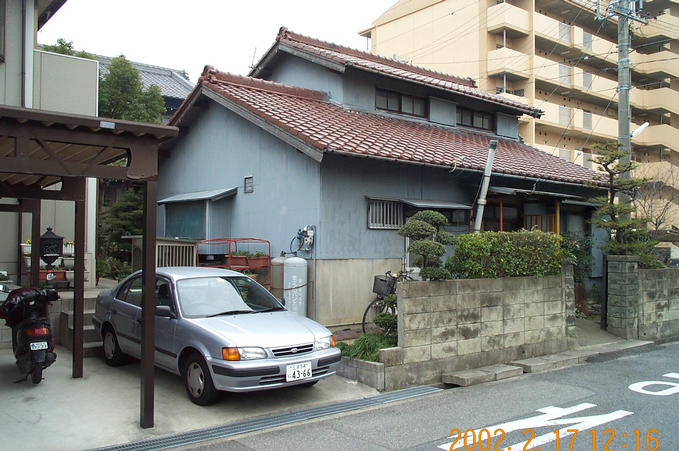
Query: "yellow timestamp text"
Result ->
[[447, 428, 660, 451]]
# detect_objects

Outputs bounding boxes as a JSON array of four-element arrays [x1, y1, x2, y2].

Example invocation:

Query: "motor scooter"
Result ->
[[0, 287, 59, 384]]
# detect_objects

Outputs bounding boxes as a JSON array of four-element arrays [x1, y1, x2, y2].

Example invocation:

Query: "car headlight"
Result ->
[[315, 335, 336, 350], [222, 347, 267, 361]]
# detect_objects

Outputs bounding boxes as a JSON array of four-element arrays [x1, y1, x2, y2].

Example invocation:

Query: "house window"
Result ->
[[244, 175, 254, 193], [166, 201, 205, 239], [456, 107, 493, 131], [368, 199, 403, 229], [583, 31, 592, 50], [375, 88, 426, 117]]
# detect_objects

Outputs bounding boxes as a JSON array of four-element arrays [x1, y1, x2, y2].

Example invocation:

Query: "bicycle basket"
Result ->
[[372, 275, 396, 297]]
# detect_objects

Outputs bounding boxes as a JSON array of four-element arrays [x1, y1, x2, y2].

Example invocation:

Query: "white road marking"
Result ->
[[438, 403, 632, 450], [628, 372, 679, 396]]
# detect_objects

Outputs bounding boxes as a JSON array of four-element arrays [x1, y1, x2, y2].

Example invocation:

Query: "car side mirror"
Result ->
[[278, 297, 286, 306], [155, 305, 175, 318]]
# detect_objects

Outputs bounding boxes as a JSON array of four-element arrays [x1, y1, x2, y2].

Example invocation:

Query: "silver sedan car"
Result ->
[[92, 266, 341, 405]]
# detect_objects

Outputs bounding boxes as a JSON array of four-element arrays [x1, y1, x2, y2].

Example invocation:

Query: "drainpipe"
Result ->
[[473, 140, 498, 234], [21, 0, 26, 107]]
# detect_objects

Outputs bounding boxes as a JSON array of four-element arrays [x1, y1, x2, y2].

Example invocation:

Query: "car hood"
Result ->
[[188, 311, 330, 348]]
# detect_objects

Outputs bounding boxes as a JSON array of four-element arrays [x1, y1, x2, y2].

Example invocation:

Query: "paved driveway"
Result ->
[[0, 346, 376, 450]]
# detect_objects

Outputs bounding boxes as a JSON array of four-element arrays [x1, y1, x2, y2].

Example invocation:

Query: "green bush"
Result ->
[[337, 333, 397, 362], [373, 313, 397, 334], [420, 267, 450, 280], [409, 210, 447, 228], [397, 220, 436, 240], [445, 230, 570, 279]]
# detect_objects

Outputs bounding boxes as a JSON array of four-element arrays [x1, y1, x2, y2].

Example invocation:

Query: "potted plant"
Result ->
[[63, 241, 75, 257], [247, 251, 269, 269], [228, 250, 249, 267], [20, 240, 31, 255]]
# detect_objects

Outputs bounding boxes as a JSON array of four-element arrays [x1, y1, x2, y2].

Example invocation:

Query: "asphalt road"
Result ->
[[187, 341, 679, 451]]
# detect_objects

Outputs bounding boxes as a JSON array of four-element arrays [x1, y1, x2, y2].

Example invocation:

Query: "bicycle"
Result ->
[[361, 269, 413, 334]]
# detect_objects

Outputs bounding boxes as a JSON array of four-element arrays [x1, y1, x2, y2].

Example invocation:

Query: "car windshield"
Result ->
[[176, 276, 284, 318]]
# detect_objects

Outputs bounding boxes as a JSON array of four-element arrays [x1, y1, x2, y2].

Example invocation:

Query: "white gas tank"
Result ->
[[283, 256, 307, 316]]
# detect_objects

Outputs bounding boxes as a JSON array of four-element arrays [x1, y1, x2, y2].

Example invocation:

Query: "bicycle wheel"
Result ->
[[362, 298, 389, 334]]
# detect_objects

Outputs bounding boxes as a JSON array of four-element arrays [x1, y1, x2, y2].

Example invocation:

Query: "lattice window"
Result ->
[[368, 199, 403, 229]]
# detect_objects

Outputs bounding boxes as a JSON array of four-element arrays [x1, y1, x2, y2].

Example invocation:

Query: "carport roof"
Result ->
[[0, 105, 178, 192]]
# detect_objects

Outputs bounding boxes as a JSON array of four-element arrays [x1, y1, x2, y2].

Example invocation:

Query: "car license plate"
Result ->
[[30, 341, 48, 351], [286, 361, 312, 382]]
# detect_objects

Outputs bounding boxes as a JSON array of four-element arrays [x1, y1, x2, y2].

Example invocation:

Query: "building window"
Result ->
[[368, 199, 403, 229], [583, 72, 592, 90], [244, 175, 254, 193], [558, 64, 571, 85], [375, 88, 426, 117], [583, 111, 592, 130], [512, 88, 525, 97], [456, 107, 493, 131], [558, 22, 571, 43], [559, 106, 571, 125], [166, 201, 206, 239], [583, 31, 592, 50]]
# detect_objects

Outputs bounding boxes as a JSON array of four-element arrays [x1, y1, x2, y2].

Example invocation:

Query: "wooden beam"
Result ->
[[140, 180, 157, 429], [29, 199, 41, 287], [0, 177, 88, 201], [0, 157, 128, 179]]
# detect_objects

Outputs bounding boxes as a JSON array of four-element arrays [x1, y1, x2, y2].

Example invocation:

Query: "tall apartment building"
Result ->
[[361, 0, 679, 229]]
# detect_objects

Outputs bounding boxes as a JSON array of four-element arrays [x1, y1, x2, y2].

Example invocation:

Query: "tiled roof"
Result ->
[[250, 27, 541, 118], [174, 67, 601, 186], [96, 55, 193, 100]]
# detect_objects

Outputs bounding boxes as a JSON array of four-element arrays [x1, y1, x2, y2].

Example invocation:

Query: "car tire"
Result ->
[[103, 327, 127, 367], [184, 353, 218, 406]]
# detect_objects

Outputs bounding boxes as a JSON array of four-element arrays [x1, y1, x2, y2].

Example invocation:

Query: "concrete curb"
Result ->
[[442, 339, 655, 387]]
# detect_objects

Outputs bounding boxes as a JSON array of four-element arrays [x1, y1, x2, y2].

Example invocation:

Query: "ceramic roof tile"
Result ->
[[180, 68, 601, 186], [251, 28, 541, 117]]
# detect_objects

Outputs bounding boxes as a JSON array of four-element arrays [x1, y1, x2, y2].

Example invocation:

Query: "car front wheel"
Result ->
[[184, 353, 218, 406]]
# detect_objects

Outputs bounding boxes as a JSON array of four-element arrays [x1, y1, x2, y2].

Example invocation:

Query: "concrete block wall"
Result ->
[[376, 265, 574, 390], [608, 255, 679, 340]]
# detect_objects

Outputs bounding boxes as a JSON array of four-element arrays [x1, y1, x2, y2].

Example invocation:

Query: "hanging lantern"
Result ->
[[40, 227, 63, 269]]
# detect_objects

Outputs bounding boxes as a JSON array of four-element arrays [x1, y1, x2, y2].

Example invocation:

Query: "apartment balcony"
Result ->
[[488, 47, 531, 80], [536, 101, 619, 139], [32, 50, 99, 116], [630, 50, 679, 80], [632, 124, 679, 152], [634, 161, 679, 191], [631, 87, 679, 116], [633, 13, 679, 43], [487, 2, 530, 38]]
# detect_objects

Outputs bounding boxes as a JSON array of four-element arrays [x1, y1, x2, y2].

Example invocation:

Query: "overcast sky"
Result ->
[[38, 0, 396, 82]]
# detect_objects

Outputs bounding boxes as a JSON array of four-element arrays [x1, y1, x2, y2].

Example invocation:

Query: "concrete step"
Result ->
[[60, 309, 97, 329], [442, 364, 523, 387], [58, 296, 98, 312], [510, 350, 594, 374]]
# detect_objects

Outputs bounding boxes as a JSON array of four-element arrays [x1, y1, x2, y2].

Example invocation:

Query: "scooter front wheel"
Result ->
[[31, 365, 42, 384]]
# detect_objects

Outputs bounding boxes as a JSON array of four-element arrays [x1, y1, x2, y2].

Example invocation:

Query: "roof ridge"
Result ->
[[276, 26, 477, 88], [95, 53, 191, 81], [199, 66, 328, 102]]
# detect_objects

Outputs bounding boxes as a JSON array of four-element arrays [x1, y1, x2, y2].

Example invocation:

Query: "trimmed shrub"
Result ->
[[409, 210, 447, 228], [445, 230, 570, 279], [397, 219, 436, 240]]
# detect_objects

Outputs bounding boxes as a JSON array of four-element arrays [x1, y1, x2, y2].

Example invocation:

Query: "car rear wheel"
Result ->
[[103, 327, 127, 366], [184, 353, 218, 406]]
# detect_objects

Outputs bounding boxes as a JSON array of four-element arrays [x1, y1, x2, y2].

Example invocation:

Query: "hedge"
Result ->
[[445, 230, 570, 279]]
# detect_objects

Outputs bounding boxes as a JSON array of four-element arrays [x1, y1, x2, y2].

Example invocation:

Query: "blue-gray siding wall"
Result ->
[[265, 54, 344, 102], [317, 154, 473, 260], [158, 101, 321, 255]]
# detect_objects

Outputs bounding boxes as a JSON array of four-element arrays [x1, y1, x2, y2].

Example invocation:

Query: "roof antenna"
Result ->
[[249, 47, 258, 69]]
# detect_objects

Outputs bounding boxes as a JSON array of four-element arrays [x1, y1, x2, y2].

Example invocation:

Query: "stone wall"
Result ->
[[375, 265, 575, 390], [607, 255, 679, 340]]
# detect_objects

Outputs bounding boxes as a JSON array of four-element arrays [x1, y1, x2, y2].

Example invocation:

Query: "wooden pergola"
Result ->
[[0, 105, 177, 428]]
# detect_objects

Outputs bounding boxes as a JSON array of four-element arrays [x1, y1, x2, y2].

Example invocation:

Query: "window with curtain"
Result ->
[[166, 201, 206, 239]]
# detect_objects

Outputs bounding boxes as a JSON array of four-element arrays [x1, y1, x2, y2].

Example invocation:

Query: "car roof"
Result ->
[[154, 266, 244, 282]]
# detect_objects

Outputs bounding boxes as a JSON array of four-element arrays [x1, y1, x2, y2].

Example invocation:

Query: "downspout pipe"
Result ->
[[473, 139, 498, 234], [21, 0, 26, 107]]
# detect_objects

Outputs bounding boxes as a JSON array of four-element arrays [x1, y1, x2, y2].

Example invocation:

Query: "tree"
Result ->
[[398, 210, 455, 280], [589, 142, 662, 267], [633, 163, 679, 233], [42, 38, 94, 59], [98, 55, 165, 123]]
